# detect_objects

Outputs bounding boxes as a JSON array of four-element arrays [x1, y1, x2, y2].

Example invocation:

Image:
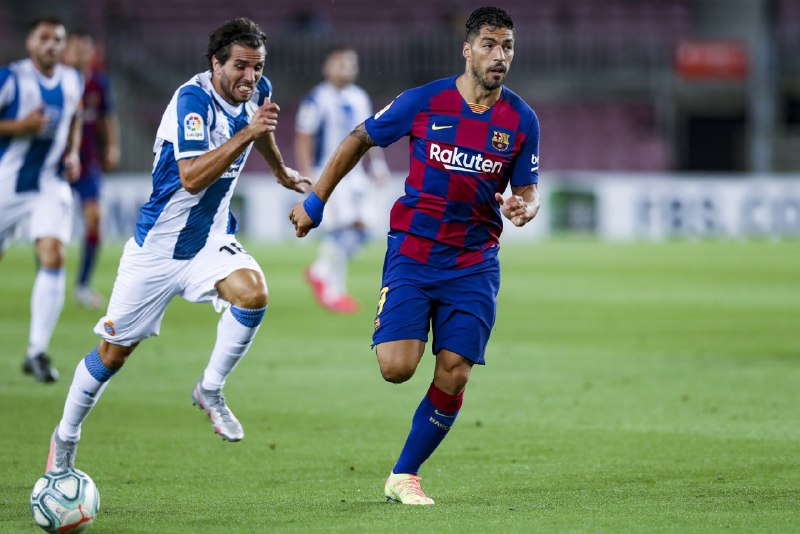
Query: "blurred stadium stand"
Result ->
[[0, 0, 797, 174]]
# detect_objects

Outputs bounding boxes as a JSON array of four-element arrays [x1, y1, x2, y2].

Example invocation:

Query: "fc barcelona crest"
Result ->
[[491, 130, 510, 151]]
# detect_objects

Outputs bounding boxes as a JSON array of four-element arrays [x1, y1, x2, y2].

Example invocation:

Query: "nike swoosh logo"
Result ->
[[434, 410, 455, 418], [431, 123, 453, 130]]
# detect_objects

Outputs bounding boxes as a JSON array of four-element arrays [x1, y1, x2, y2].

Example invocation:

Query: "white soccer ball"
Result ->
[[30, 468, 100, 533]]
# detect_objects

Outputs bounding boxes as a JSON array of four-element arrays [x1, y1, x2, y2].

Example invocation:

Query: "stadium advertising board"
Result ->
[[91, 174, 800, 243], [596, 177, 800, 240]]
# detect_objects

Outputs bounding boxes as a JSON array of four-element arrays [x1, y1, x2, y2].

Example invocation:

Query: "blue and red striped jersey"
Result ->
[[365, 75, 539, 269], [79, 71, 114, 171]]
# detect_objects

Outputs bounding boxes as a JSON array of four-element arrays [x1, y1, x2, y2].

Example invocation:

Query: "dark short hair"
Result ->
[[326, 45, 356, 57], [205, 17, 267, 68], [27, 16, 64, 35], [465, 6, 514, 42]]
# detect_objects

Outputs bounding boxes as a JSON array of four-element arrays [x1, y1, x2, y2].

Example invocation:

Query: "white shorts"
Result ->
[[94, 235, 266, 346], [0, 181, 73, 252], [321, 169, 372, 230]]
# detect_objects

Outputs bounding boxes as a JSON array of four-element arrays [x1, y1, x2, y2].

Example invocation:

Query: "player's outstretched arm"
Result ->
[[495, 184, 540, 227], [288, 122, 375, 238], [254, 132, 311, 193]]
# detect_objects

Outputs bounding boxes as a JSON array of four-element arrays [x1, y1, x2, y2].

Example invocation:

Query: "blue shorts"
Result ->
[[70, 165, 103, 202], [372, 248, 500, 365]]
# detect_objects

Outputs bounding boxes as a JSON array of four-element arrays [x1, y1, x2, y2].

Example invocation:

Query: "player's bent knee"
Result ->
[[232, 288, 267, 309], [36, 238, 66, 269], [377, 355, 417, 383], [379, 363, 415, 384], [217, 269, 268, 309], [375, 340, 425, 384]]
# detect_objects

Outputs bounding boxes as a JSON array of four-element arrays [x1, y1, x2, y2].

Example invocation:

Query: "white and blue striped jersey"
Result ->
[[295, 81, 372, 178], [135, 71, 272, 260], [0, 59, 83, 196]]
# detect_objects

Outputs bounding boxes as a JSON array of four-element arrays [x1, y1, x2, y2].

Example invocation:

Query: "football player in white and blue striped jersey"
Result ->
[[0, 17, 84, 383], [47, 18, 311, 470], [295, 48, 390, 313]]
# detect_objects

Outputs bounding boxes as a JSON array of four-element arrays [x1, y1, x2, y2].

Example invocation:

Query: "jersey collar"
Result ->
[[209, 81, 246, 118]]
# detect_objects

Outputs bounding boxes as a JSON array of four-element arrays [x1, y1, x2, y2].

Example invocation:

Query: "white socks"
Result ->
[[313, 238, 347, 301], [201, 305, 266, 391], [58, 354, 112, 442], [55, 304, 267, 444], [27, 267, 65, 357]]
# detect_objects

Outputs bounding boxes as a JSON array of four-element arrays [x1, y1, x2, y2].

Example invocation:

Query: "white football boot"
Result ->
[[46, 426, 78, 472], [191, 381, 244, 442], [384, 472, 435, 505]]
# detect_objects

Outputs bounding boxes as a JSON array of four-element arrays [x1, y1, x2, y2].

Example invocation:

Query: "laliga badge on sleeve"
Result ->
[[183, 112, 205, 141]]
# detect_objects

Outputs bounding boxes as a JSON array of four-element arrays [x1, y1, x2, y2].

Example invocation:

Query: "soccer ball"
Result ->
[[30, 468, 100, 533]]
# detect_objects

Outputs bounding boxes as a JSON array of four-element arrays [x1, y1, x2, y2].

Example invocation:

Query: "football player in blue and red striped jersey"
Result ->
[[290, 6, 540, 504], [63, 30, 121, 310]]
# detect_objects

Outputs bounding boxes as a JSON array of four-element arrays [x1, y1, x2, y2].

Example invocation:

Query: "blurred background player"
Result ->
[[295, 47, 390, 313], [62, 29, 121, 309], [46, 17, 310, 471], [0, 17, 84, 383], [290, 6, 539, 504]]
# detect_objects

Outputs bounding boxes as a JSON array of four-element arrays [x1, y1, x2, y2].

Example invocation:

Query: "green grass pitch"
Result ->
[[1, 239, 798, 532]]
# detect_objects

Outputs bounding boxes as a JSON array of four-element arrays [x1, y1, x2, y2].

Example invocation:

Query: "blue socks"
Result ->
[[393, 382, 464, 475]]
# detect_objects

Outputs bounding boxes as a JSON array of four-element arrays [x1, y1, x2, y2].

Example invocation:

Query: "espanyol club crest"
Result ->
[[103, 320, 116, 336], [491, 130, 510, 152]]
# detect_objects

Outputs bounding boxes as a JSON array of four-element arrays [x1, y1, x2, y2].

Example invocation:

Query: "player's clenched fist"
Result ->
[[247, 97, 279, 137], [288, 202, 314, 238], [495, 191, 539, 227], [62, 151, 81, 182], [21, 106, 49, 135]]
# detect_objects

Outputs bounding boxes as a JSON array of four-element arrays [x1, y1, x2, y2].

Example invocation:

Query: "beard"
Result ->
[[471, 62, 506, 91], [218, 75, 253, 104], [36, 50, 60, 70]]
